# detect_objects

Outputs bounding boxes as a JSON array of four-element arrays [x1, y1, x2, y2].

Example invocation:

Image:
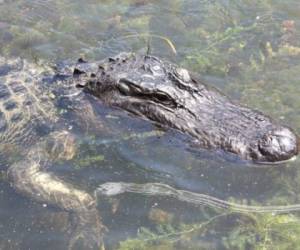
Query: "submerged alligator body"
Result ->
[[75, 52, 298, 163], [0, 52, 298, 249], [0, 57, 105, 249]]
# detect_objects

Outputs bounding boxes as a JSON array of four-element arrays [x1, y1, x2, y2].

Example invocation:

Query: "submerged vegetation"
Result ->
[[117, 209, 300, 250], [0, 0, 300, 249]]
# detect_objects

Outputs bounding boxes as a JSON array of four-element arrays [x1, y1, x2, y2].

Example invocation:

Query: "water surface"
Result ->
[[0, 0, 300, 249]]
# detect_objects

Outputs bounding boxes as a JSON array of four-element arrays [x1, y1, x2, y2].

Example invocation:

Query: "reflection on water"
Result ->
[[0, 0, 300, 249]]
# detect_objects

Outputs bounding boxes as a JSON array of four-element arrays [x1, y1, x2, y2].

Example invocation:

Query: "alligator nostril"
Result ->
[[258, 128, 298, 162]]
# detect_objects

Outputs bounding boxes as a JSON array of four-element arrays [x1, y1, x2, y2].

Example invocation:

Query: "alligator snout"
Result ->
[[258, 127, 298, 163]]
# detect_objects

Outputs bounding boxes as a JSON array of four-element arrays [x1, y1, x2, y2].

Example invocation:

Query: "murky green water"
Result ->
[[0, 0, 300, 249]]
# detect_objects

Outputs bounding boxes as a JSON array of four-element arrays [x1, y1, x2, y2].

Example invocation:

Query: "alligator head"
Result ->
[[74, 52, 298, 164]]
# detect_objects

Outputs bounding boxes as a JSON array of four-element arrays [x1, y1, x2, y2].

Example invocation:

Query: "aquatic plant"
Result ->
[[223, 213, 300, 250], [117, 212, 300, 250], [72, 130, 164, 169]]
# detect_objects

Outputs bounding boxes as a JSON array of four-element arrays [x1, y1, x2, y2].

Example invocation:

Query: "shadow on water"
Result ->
[[0, 0, 300, 249]]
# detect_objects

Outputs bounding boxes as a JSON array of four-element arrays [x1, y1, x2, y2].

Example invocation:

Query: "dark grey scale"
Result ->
[[0, 110, 7, 132], [39, 95, 50, 103], [9, 81, 27, 95], [0, 83, 11, 100], [10, 112, 23, 123], [3, 100, 17, 111], [23, 95, 35, 106], [0, 65, 13, 76]]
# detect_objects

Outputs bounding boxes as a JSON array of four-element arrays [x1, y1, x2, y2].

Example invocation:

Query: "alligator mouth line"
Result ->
[[254, 155, 298, 166]]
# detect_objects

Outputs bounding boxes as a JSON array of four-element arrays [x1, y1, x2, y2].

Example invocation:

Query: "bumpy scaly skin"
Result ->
[[0, 57, 105, 249], [0, 57, 57, 145], [76, 52, 298, 163]]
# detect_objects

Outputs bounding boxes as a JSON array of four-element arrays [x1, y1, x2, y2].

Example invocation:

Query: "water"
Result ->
[[0, 0, 300, 249]]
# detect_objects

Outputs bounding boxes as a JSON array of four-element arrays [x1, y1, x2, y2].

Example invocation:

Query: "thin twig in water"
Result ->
[[120, 33, 177, 55]]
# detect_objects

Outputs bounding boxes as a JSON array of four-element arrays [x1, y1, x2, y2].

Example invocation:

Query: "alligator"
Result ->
[[0, 52, 298, 249], [76, 52, 298, 163]]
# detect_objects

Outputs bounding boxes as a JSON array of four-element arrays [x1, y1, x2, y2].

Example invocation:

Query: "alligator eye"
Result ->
[[153, 93, 169, 102], [152, 93, 176, 107], [117, 82, 131, 95]]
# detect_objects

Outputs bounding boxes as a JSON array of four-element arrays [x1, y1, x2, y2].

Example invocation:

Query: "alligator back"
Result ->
[[0, 57, 57, 147]]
